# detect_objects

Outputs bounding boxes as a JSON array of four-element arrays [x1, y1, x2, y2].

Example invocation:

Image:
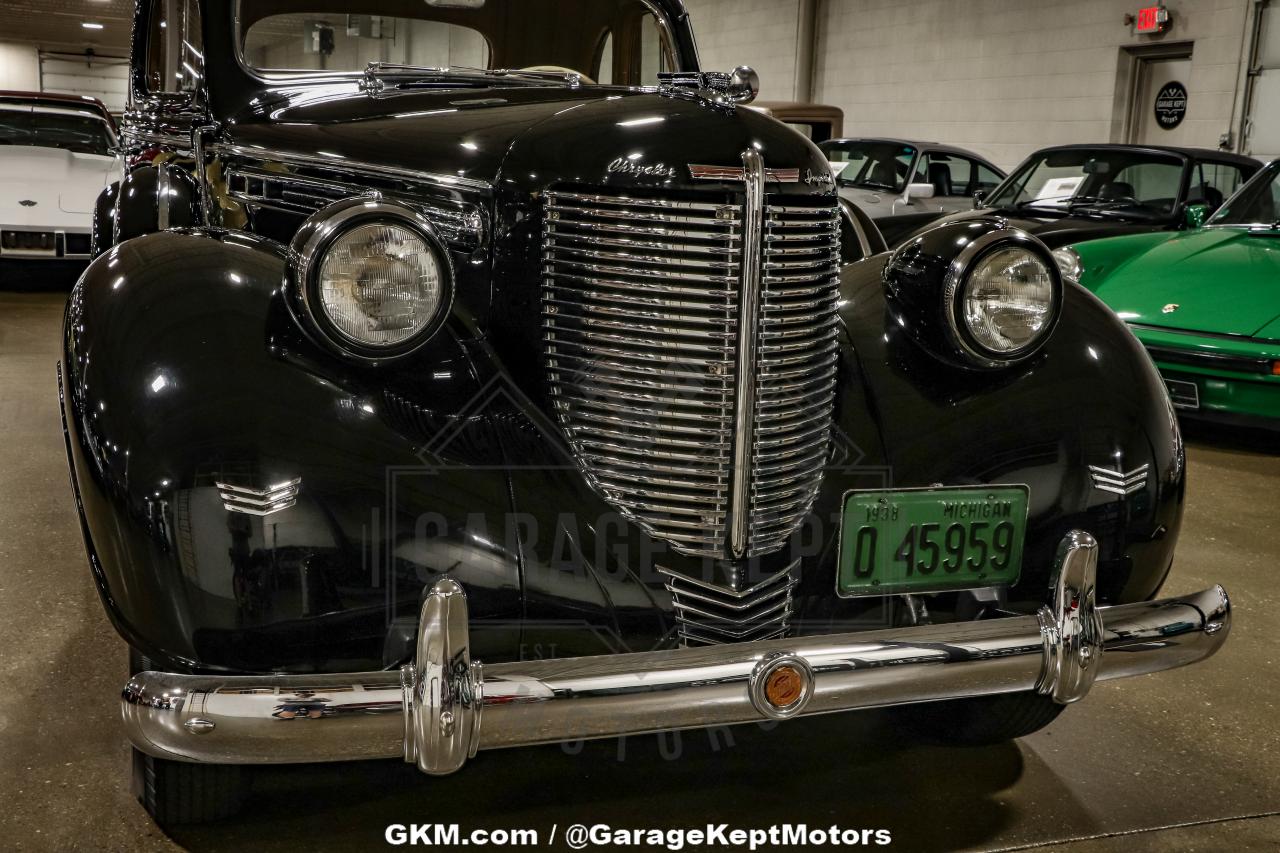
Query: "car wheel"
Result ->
[[900, 691, 1065, 745], [128, 650, 249, 825]]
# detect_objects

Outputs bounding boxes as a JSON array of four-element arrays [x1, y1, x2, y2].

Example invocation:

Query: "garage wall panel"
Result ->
[[814, 0, 1252, 170], [0, 42, 40, 91], [684, 0, 801, 101]]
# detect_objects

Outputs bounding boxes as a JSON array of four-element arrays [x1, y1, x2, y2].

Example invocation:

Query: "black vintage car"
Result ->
[[897, 143, 1261, 264], [63, 0, 1230, 827]]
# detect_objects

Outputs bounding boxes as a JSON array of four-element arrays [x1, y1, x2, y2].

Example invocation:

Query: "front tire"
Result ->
[[901, 691, 1065, 745], [128, 649, 249, 825]]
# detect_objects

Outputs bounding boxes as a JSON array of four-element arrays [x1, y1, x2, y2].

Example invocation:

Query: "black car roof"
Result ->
[[1022, 142, 1260, 169]]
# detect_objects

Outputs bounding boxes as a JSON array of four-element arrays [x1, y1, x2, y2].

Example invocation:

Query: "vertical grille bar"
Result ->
[[728, 149, 766, 560]]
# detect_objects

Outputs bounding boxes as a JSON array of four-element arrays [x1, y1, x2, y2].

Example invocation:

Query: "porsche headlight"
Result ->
[[1052, 246, 1083, 285], [290, 199, 453, 361], [945, 230, 1062, 366]]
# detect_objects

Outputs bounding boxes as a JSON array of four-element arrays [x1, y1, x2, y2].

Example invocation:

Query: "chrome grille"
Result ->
[[543, 188, 839, 560], [661, 563, 798, 645]]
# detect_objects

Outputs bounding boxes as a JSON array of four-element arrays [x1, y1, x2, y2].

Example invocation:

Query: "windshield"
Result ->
[[1208, 163, 1280, 228], [819, 140, 916, 192], [239, 0, 676, 86], [987, 148, 1185, 220], [0, 107, 116, 156]]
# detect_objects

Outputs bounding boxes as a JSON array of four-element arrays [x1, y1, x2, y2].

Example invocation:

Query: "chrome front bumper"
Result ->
[[122, 531, 1230, 773]]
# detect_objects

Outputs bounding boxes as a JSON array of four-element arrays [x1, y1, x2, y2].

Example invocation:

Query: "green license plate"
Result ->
[[836, 485, 1028, 597]]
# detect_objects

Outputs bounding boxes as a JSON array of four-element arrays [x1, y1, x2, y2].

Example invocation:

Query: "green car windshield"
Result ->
[[820, 140, 917, 193], [987, 148, 1184, 221], [1207, 163, 1280, 229]]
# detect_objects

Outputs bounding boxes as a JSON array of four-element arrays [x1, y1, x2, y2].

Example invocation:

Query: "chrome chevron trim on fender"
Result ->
[[215, 478, 301, 516], [1088, 463, 1150, 496], [121, 531, 1231, 772]]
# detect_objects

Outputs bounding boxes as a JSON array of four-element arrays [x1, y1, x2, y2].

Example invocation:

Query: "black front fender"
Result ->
[[62, 230, 521, 673]]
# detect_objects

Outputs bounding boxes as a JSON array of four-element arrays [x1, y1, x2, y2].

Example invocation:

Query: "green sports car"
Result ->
[[1060, 160, 1280, 428]]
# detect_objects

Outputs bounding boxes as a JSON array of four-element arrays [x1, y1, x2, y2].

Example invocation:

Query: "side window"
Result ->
[[145, 0, 204, 96], [1191, 162, 1247, 210], [916, 153, 958, 197], [974, 162, 1003, 193]]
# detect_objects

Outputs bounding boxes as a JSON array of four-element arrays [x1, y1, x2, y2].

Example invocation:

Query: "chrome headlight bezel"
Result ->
[[942, 228, 1063, 368], [288, 197, 455, 363]]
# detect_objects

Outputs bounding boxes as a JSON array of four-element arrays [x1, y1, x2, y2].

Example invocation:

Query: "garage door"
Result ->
[[38, 52, 129, 116]]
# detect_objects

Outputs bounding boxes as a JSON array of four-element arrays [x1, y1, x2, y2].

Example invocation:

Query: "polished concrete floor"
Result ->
[[1, 289, 1277, 852]]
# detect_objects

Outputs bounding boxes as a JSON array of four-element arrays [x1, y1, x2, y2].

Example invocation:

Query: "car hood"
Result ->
[[927, 208, 1164, 249], [0, 146, 116, 216], [1089, 228, 1280, 339], [227, 83, 829, 193]]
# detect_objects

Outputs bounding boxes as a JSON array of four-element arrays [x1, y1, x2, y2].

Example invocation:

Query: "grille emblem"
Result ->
[[216, 478, 302, 516], [18, 199, 37, 207], [1088, 463, 1148, 496]]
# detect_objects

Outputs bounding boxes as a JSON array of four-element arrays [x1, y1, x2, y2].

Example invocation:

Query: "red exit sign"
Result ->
[[1135, 5, 1170, 34]]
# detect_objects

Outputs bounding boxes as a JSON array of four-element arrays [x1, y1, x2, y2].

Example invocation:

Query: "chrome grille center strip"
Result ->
[[729, 149, 766, 560]]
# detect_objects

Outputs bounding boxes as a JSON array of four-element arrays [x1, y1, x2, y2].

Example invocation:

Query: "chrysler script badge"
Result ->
[[1162, 303, 1179, 314], [607, 157, 676, 179], [18, 199, 37, 207]]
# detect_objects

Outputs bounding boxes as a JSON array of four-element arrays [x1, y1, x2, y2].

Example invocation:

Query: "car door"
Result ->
[[908, 151, 982, 214]]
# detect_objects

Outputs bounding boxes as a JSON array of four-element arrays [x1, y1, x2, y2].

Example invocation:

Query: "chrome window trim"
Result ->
[[231, 0, 688, 86]]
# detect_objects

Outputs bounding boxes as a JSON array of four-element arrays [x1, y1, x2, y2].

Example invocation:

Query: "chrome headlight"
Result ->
[[1052, 246, 1083, 286], [290, 199, 453, 361], [944, 229, 1062, 366]]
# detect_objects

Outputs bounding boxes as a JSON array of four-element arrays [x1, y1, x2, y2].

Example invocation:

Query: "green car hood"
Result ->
[[1084, 228, 1280, 339]]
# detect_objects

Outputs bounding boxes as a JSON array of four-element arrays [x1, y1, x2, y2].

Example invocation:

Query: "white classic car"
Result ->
[[0, 91, 120, 272]]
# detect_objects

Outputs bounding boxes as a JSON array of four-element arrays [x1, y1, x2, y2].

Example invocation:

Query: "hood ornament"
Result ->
[[657, 66, 759, 110], [18, 199, 36, 207], [1162, 303, 1179, 314]]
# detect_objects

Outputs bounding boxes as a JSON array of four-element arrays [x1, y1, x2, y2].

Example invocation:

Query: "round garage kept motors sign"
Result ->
[[1154, 81, 1188, 130]]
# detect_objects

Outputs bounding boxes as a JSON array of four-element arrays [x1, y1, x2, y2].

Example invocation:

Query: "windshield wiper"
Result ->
[[361, 62, 583, 93], [845, 179, 896, 192], [1016, 194, 1103, 210]]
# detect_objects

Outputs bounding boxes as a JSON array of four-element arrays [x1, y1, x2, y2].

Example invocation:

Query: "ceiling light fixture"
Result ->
[[82, 22, 104, 30]]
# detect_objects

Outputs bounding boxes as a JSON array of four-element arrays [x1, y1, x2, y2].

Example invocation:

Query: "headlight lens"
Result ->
[[316, 222, 444, 347], [1052, 246, 1083, 285], [962, 246, 1056, 354]]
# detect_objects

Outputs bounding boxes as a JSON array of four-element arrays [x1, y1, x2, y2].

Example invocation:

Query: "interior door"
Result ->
[[1130, 56, 1193, 146]]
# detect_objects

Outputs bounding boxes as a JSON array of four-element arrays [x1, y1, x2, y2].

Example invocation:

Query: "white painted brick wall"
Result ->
[[682, 1, 1256, 171], [684, 0, 801, 101], [0, 42, 40, 91], [813, 0, 1253, 170]]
